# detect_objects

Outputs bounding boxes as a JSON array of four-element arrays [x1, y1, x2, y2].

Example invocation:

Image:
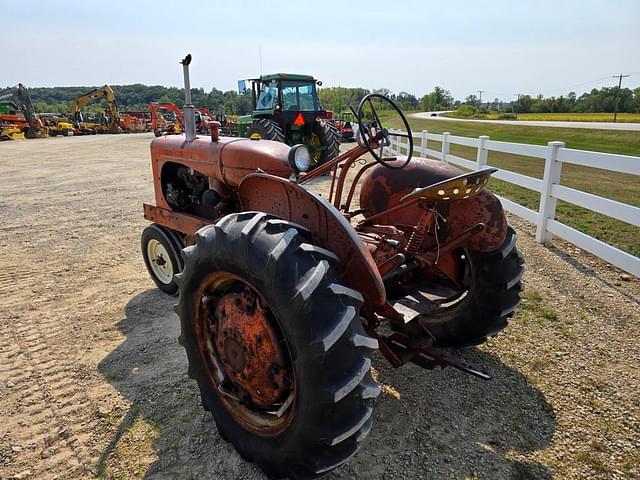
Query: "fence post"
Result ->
[[421, 130, 428, 157], [388, 129, 395, 154], [441, 132, 450, 163], [476, 135, 489, 169], [536, 141, 565, 243]]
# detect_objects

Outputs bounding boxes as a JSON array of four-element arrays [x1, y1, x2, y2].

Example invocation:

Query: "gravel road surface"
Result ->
[[0, 134, 638, 479]]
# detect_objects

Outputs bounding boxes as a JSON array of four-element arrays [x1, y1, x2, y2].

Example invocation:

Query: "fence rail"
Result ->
[[387, 129, 640, 277]]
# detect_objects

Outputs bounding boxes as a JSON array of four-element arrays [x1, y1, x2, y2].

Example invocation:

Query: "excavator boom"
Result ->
[[69, 85, 122, 134]]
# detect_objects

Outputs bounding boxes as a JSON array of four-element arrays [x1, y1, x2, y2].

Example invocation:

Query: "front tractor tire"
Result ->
[[417, 225, 524, 347], [310, 120, 340, 167], [175, 212, 379, 479], [141, 223, 184, 295], [246, 118, 285, 143]]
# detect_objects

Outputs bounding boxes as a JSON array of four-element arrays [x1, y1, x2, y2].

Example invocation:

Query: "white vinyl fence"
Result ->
[[386, 129, 640, 277]]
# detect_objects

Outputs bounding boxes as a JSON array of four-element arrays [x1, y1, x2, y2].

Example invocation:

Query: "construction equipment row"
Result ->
[[0, 84, 149, 140]]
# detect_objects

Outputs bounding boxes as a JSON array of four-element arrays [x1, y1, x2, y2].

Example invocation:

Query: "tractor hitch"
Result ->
[[374, 330, 492, 380]]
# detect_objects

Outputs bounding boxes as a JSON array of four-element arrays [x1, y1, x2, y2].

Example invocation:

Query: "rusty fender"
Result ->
[[238, 173, 386, 306], [438, 191, 507, 252]]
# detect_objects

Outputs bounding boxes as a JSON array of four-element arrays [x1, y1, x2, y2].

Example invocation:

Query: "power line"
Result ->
[[612, 73, 629, 122]]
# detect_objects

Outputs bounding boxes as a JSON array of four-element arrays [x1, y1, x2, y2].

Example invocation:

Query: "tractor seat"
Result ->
[[400, 168, 497, 204]]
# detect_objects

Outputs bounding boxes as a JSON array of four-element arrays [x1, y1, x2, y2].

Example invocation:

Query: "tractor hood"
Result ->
[[150, 134, 293, 188]]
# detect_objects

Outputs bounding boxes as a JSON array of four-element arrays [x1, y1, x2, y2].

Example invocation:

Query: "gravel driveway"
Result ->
[[0, 134, 638, 479]]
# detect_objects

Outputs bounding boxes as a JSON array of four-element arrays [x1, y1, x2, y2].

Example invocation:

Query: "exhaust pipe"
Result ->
[[180, 54, 197, 142]]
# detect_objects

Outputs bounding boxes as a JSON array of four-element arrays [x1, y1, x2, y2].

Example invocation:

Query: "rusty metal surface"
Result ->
[[214, 287, 288, 408], [357, 158, 507, 253], [443, 190, 507, 252], [359, 158, 464, 218], [143, 203, 209, 234], [400, 168, 498, 203], [374, 331, 491, 379], [150, 135, 292, 211], [194, 272, 295, 436], [239, 173, 386, 306]]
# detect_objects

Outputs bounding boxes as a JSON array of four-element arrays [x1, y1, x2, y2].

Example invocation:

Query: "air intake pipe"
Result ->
[[180, 54, 197, 142]]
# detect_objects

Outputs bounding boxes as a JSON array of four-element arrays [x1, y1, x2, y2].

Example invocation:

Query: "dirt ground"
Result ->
[[0, 134, 638, 480]]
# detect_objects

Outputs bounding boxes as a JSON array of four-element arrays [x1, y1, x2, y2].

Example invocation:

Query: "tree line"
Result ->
[[19, 84, 421, 116], [7, 83, 640, 116], [456, 87, 640, 115], [23, 84, 253, 115]]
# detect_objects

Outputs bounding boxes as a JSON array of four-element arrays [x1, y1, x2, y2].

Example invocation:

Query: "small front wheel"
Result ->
[[141, 223, 184, 294]]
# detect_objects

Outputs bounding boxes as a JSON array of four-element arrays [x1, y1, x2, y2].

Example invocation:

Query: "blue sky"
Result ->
[[2, 0, 639, 100]]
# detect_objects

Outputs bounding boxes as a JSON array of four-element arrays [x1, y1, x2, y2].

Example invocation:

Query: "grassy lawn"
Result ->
[[381, 114, 640, 257], [513, 112, 640, 123], [446, 112, 640, 123]]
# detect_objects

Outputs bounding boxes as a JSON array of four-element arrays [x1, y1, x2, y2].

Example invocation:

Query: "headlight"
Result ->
[[288, 144, 311, 173]]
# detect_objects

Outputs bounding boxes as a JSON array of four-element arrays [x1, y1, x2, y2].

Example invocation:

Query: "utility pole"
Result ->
[[477, 90, 484, 109], [612, 73, 629, 122]]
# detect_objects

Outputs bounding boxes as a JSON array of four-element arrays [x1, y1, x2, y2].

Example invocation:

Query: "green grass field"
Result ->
[[382, 115, 640, 257], [446, 112, 640, 123], [512, 112, 640, 123]]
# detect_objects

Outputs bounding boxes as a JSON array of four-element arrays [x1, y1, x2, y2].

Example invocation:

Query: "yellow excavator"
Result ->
[[69, 85, 122, 134]]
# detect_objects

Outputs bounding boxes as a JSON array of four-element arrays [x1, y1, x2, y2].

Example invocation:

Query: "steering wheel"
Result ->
[[355, 93, 413, 169]]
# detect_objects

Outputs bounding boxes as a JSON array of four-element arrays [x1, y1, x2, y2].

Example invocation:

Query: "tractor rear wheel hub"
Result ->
[[214, 287, 287, 408]]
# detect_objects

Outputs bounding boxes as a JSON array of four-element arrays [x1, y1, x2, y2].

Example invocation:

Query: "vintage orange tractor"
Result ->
[[141, 55, 523, 479]]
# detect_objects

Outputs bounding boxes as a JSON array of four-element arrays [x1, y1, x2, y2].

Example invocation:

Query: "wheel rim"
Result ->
[[250, 131, 262, 140], [309, 131, 322, 163], [194, 272, 296, 436], [146, 239, 174, 284]]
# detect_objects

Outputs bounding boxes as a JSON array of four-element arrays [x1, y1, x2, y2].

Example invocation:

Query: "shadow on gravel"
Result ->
[[342, 348, 556, 480], [546, 244, 639, 307], [98, 290, 556, 480]]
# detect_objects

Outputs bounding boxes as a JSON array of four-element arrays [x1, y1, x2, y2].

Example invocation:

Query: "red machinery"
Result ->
[[0, 84, 48, 138], [139, 55, 523, 479], [149, 102, 184, 137]]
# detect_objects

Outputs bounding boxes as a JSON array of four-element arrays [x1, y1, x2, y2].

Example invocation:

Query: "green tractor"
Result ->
[[236, 73, 340, 167]]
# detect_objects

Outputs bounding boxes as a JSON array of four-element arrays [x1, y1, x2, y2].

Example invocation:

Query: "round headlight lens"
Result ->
[[288, 144, 311, 172]]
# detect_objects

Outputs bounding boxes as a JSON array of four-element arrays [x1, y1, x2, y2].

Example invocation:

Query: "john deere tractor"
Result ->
[[237, 74, 340, 167]]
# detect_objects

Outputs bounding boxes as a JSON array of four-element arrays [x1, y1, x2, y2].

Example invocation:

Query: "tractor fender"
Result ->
[[359, 158, 507, 252], [238, 173, 386, 306]]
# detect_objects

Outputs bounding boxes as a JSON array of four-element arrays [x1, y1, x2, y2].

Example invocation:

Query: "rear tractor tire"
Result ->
[[246, 118, 285, 143], [175, 212, 380, 479], [141, 223, 184, 294], [310, 120, 340, 167], [413, 225, 524, 348]]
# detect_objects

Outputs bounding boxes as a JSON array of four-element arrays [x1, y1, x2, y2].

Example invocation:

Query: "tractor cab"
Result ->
[[236, 73, 340, 167], [253, 75, 320, 125]]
